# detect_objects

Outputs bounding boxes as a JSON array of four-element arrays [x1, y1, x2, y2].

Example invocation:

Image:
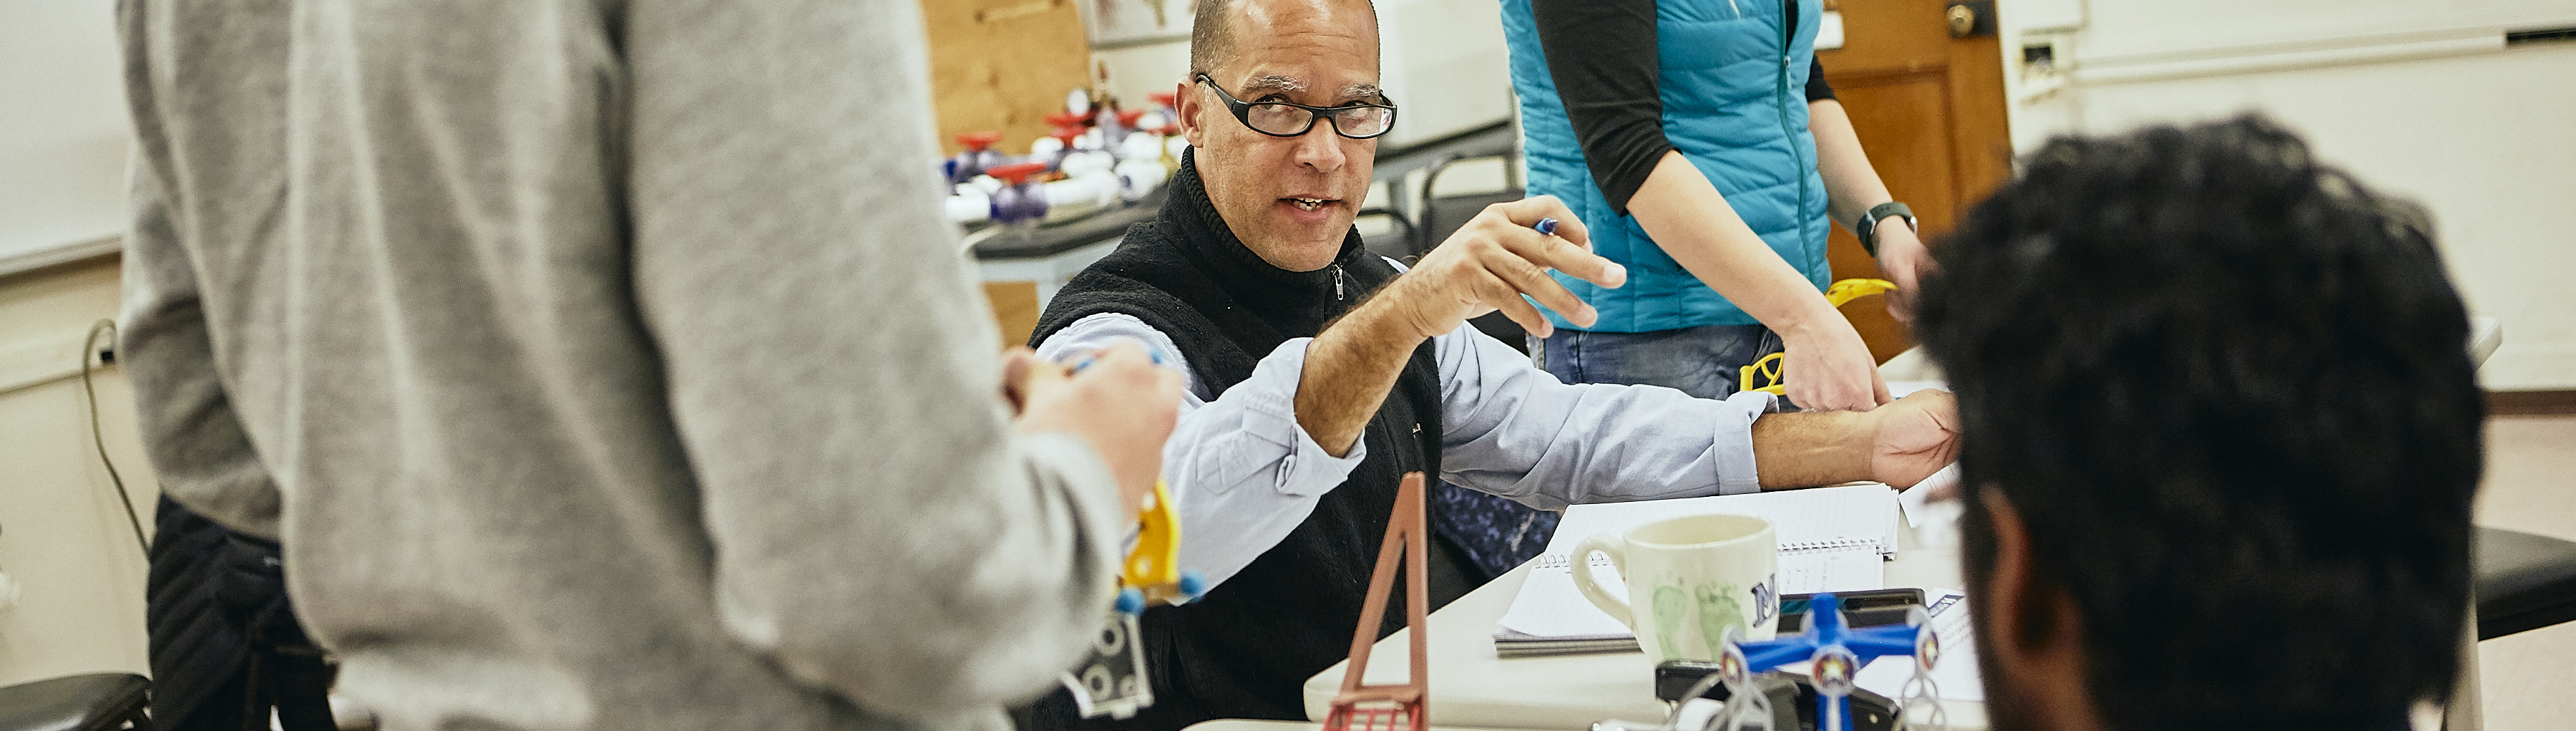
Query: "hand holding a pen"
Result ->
[[1375, 195, 1628, 342], [1294, 195, 1627, 456]]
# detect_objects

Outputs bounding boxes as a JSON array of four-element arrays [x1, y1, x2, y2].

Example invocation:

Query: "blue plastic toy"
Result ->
[[1728, 593, 1941, 731]]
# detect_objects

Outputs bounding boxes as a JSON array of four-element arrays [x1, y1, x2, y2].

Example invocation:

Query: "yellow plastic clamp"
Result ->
[[1737, 279, 1898, 396], [1123, 480, 1201, 607]]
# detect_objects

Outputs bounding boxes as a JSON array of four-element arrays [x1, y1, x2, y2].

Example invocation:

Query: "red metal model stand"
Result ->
[[1323, 473, 1430, 731]]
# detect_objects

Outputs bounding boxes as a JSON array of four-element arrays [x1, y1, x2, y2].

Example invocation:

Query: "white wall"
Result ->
[[0, 258, 158, 687], [0, 0, 156, 686], [1096, 40, 1194, 115], [1093, 0, 1513, 149], [1091, 0, 1520, 231], [2001, 1, 2576, 390], [1, 0, 131, 274]]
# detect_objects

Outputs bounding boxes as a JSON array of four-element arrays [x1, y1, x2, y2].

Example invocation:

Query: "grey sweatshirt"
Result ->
[[114, 1, 1127, 730]]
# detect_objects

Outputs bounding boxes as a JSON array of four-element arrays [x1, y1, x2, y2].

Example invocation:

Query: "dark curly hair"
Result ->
[[1915, 115, 2482, 727]]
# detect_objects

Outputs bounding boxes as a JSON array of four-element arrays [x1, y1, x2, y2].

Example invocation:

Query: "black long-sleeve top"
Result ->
[[1531, 0, 1835, 215]]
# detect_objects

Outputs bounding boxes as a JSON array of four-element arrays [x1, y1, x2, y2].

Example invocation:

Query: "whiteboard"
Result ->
[[2077, 0, 2576, 63], [2, 1, 134, 275]]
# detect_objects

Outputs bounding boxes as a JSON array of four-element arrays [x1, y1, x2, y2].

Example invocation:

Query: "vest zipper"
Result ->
[[1333, 263, 1346, 301], [1413, 422, 1425, 471], [1778, 1, 1815, 258]]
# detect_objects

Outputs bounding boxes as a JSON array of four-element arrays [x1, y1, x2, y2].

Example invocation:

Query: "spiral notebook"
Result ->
[[1493, 483, 1901, 657]]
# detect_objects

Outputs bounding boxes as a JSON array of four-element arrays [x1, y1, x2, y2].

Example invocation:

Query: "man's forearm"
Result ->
[[1296, 290, 1430, 457], [1750, 410, 1875, 489]]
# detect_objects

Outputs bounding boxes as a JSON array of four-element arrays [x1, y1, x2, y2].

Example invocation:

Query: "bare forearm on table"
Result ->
[[1750, 410, 1875, 489]]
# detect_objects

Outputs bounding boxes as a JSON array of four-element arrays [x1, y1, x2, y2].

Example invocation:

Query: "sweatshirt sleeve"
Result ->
[[1531, 0, 1672, 216], [117, 145, 286, 541], [113, 7, 286, 540], [623, 0, 1125, 717]]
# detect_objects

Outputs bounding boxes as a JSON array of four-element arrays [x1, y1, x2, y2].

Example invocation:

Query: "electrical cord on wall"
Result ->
[[84, 319, 151, 557]]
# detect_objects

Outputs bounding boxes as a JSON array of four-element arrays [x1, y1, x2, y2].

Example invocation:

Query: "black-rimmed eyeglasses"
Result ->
[[1194, 73, 1397, 140]]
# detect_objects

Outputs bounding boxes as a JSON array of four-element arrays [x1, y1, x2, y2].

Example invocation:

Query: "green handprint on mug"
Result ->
[[1696, 584, 1749, 660], [1652, 584, 1689, 660]]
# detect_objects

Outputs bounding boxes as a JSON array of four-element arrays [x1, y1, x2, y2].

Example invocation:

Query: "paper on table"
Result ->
[[1494, 485, 1901, 642], [1898, 463, 1962, 528], [1853, 589, 1985, 702]]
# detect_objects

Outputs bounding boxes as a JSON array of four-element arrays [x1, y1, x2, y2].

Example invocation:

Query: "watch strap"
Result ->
[[1858, 201, 1915, 258]]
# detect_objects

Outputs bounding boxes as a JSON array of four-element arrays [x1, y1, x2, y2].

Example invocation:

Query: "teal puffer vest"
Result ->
[[1501, 0, 1830, 332]]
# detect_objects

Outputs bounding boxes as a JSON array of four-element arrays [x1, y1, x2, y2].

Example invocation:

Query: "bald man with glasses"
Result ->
[[1020, 1, 1961, 730]]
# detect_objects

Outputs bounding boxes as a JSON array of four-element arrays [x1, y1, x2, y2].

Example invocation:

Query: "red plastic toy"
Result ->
[[983, 162, 1050, 187]]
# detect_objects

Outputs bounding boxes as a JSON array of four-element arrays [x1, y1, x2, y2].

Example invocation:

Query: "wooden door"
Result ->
[[920, 0, 1094, 155], [1815, 0, 2013, 362]]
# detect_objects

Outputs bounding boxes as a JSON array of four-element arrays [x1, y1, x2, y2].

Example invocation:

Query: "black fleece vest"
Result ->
[[1025, 153, 1447, 731]]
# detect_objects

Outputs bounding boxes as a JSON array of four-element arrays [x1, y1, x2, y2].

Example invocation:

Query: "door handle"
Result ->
[[1945, 1, 1995, 39]]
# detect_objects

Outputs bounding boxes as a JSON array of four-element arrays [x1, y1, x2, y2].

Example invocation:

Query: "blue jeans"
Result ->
[[1528, 324, 1785, 399]]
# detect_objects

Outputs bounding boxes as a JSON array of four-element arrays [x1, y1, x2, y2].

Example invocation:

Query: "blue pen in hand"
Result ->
[[1070, 344, 1171, 374], [1529, 216, 1624, 289]]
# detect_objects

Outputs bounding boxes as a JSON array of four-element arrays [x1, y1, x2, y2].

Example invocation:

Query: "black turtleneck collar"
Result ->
[[1160, 149, 1376, 337]]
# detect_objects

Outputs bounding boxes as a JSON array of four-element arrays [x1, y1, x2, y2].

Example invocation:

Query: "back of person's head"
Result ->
[[1915, 115, 2484, 727]]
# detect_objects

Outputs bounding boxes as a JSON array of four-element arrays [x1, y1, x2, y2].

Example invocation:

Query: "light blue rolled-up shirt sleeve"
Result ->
[[1037, 314, 1367, 587], [1034, 311, 1774, 589], [1433, 322, 1777, 509]]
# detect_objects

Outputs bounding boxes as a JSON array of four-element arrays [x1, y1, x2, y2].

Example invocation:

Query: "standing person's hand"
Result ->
[[1008, 340, 1184, 511], [1866, 389, 1958, 488], [1778, 318, 1891, 412], [1873, 223, 1932, 322]]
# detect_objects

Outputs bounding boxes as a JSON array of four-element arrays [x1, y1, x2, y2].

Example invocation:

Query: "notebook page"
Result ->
[[1853, 590, 1984, 702], [1538, 483, 1902, 558]]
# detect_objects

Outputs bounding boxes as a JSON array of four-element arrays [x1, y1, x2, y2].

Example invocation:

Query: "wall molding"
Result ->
[[0, 324, 111, 397], [2490, 390, 2576, 416], [0, 233, 121, 279], [2073, 28, 2504, 85]]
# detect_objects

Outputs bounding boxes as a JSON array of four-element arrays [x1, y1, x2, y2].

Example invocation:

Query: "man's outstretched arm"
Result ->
[[1433, 321, 1960, 508]]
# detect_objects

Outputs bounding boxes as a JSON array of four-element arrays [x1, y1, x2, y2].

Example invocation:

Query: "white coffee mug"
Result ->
[[1571, 513, 1780, 665]]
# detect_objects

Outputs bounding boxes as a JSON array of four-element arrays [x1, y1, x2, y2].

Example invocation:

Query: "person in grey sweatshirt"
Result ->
[[114, 1, 1179, 730]]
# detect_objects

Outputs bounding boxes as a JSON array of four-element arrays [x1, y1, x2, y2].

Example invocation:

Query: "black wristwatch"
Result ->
[[1855, 201, 1916, 258]]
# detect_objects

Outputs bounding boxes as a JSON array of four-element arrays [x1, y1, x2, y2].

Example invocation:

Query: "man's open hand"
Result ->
[[1380, 195, 1627, 342]]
